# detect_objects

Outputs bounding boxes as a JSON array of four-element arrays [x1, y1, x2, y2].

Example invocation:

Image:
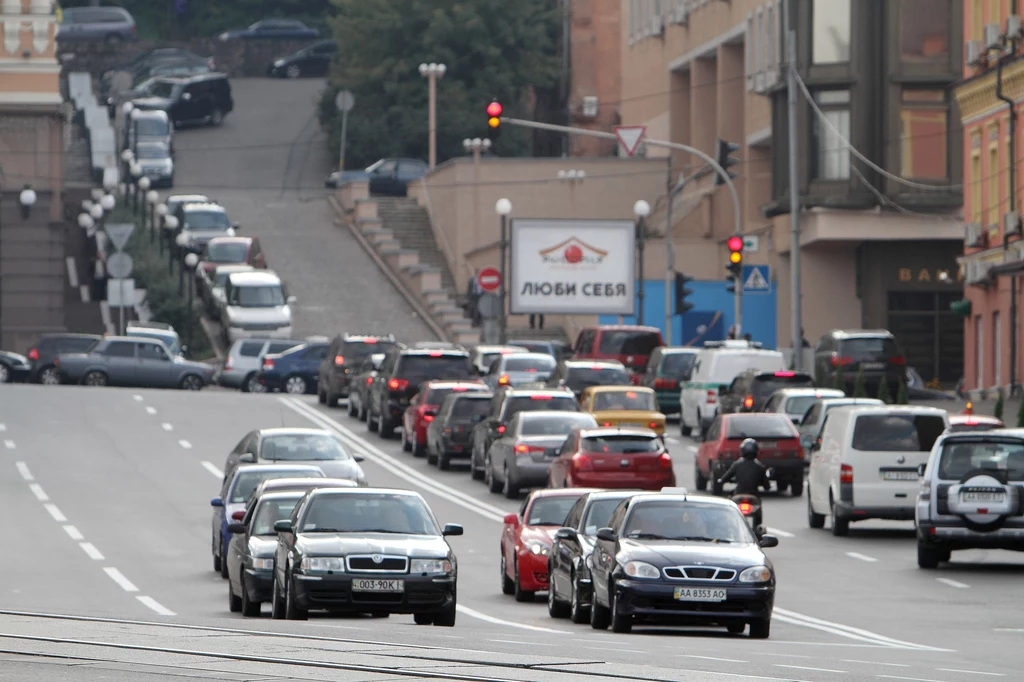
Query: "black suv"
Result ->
[[813, 330, 906, 395], [367, 347, 474, 438], [427, 392, 493, 470], [318, 333, 397, 407], [25, 333, 101, 384], [469, 387, 579, 480], [131, 73, 233, 127], [718, 369, 815, 415]]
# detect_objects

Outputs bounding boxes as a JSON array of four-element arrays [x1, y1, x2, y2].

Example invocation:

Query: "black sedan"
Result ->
[[268, 40, 338, 78], [271, 488, 462, 624], [220, 19, 319, 41], [547, 490, 637, 623], [0, 350, 31, 383], [589, 492, 778, 636]]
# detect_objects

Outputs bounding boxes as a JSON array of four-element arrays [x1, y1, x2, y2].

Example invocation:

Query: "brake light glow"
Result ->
[[497, 425, 506, 434], [571, 453, 593, 470], [262, 359, 274, 370], [530, 395, 552, 400], [658, 452, 672, 469], [366, 377, 373, 385], [27, 348, 38, 361], [890, 355, 906, 365], [514, 444, 545, 454], [364, 339, 377, 344], [590, 365, 604, 370], [423, 415, 434, 422], [706, 389, 717, 404], [738, 502, 753, 514], [840, 464, 853, 484], [649, 421, 658, 429], [602, 422, 612, 427], [498, 374, 510, 385], [964, 419, 979, 426], [743, 395, 754, 409], [388, 378, 409, 391], [429, 351, 443, 357], [774, 371, 795, 377], [224, 357, 233, 370], [453, 386, 468, 392], [54, 357, 60, 366], [654, 378, 677, 389], [334, 355, 345, 366], [830, 355, 854, 367]]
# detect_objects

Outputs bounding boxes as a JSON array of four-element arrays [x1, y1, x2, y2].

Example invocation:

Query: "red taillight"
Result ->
[[224, 357, 233, 370], [743, 395, 754, 409], [334, 355, 345, 366], [774, 371, 795, 377], [497, 425, 506, 434], [738, 502, 753, 514], [452, 386, 468, 392], [388, 378, 409, 391], [364, 339, 377, 344], [571, 453, 593, 470], [890, 356, 906, 366], [706, 389, 717, 404], [498, 375, 510, 386], [658, 452, 672, 470], [365, 377, 373, 385], [514, 444, 545, 454], [963, 419, 979, 426], [262, 359, 274, 370], [530, 395, 552, 400], [54, 357, 60, 367], [654, 377, 677, 389], [840, 464, 853, 484], [830, 355, 854, 367], [423, 415, 434, 422], [429, 351, 443, 357], [649, 421, 658, 429], [27, 348, 39, 361]]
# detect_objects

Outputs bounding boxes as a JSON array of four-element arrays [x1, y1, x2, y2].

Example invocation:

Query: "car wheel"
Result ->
[[401, 426, 412, 452], [609, 588, 632, 633], [681, 421, 692, 437], [378, 413, 393, 439], [513, 559, 534, 602], [789, 473, 804, 497], [711, 465, 724, 496], [433, 587, 456, 627], [367, 405, 378, 431], [0, 363, 10, 383], [83, 371, 108, 387], [357, 396, 368, 421], [917, 543, 942, 569], [412, 436, 426, 458], [210, 108, 224, 127], [284, 375, 308, 395], [271, 578, 285, 619], [500, 553, 514, 595], [347, 395, 357, 416], [413, 612, 434, 625], [547, 567, 570, 618], [486, 456, 501, 493], [228, 576, 242, 613], [426, 445, 438, 466], [180, 374, 204, 391], [240, 578, 261, 617], [749, 619, 771, 639], [830, 496, 849, 537], [589, 589, 610, 630], [317, 387, 326, 404], [694, 461, 708, 491], [569, 572, 589, 624], [245, 373, 265, 393], [105, 34, 123, 47], [502, 463, 519, 499], [220, 539, 230, 579], [807, 487, 825, 529], [437, 449, 451, 470], [39, 366, 60, 385], [727, 622, 745, 634], [284, 576, 307, 620], [286, 64, 302, 79], [471, 450, 485, 480], [212, 544, 221, 572]]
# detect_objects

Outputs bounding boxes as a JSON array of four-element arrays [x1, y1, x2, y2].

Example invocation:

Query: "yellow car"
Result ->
[[579, 385, 666, 437]]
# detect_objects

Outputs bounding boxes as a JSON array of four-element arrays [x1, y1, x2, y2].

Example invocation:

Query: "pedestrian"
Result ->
[[530, 314, 545, 330], [467, 272, 483, 326], [727, 325, 737, 340], [743, 333, 752, 342], [801, 328, 811, 348]]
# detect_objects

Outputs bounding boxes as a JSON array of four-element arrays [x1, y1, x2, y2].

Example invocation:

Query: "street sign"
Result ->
[[477, 293, 503, 319], [105, 223, 134, 251], [106, 252, 133, 279], [743, 235, 760, 252], [107, 278, 135, 307], [613, 125, 646, 157], [477, 266, 501, 292], [334, 90, 355, 112], [742, 264, 771, 293]]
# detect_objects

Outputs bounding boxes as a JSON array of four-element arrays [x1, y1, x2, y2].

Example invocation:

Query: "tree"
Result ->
[[814, 361, 825, 388], [877, 378, 892, 404], [1017, 394, 1024, 428], [833, 363, 845, 393], [319, 0, 563, 170], [994, 389, 1005, 422], [853, 366, 867, 398], [896, 380, 909, 405]]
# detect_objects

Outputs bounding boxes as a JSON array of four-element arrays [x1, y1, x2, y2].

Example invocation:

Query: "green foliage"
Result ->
[[877, 378, 892, 404], [833, 363, 845, 392], [814, 361, 825, 388], [1017, 394, 1024, 428], [319, 0, 563, 169], [896, 380, 909, 405], [994, 389, 1005, 422], [853, 366, 866, 398]]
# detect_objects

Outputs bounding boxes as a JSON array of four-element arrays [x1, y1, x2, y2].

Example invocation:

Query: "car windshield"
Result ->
[[520, 413, 595, 436], [582, 435, 660, 454], [135, 119, 169, 136], [185, 211, 231, 231], [753, 374, 814, 397], [135, 146, 169, 160], [598, 331, 661, 355], [230, 285, 285, 307], [509, 341, 551, 354], [593, 390, 656, 411], [206, 242, 247, 263], [624, 501, 753, 543], [399, 355, 473, 381], [231, 470, 321, 503], [260, 434, 351, 461], [504, 356, 556, 373], [937, 441, 1024, 480], [251, 497, 301, 535], [505, 395, 578, 419], [852, 414, 946, 452], [660, 353, 696, 377], [343, 340, 396, 363], [300, 493, 439, 534], [451, 397, 491, 419], [726, 414, 797, 439], [711, 354, 782, 381], [785, 396, 823, 416], [146, 81, 178, 98], [841, 337, 901, 361], [527, 496, 581, 526], [214, 271, 242, 287], [425, 386, 484, 405], [565, 367, 632, 389], [583, 499, 625, 536]]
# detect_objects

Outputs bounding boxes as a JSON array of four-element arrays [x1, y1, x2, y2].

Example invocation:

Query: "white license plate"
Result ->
[[862, 362, 885, 370], [351, 579, 404, 593], [962, 492, 1005, 503], [882, 471, 919, 481], [673, 588, 727, 602], [759, 441, 776, 448]]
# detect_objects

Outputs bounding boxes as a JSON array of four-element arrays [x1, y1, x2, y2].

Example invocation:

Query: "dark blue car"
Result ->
[[257, 341, 328, 394], [219, 19, 319, 41]]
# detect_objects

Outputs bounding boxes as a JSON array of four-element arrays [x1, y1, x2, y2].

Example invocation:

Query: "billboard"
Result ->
[[509, 218, 635, 315]]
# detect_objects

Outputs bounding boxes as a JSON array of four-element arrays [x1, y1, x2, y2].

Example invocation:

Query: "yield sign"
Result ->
[[614, 125, 647, 157], [104, 223, 135, 251]]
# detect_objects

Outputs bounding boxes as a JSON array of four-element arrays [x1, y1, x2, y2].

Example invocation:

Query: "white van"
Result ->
[[219, 271, 296, 343], [679, 344, 785, 439], [807, 405, 949, 536]]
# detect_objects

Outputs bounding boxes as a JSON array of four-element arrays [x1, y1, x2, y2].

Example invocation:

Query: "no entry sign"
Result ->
[[477, 266, 502, 292]]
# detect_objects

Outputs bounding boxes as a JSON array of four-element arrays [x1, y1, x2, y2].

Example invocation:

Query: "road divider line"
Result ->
[[201, 461, 224, 479], [841, 660, 910, 668], [178, 440, 192, 449], [28, 483, 49, 502], [161, 423, 173, 431], [79, 543, 104, 560], [4, 439, 15, 449], [677, 654, 748, 663], [845, 551, 879, 563], [766, 527, 795, 538], [43, 504, 66, 522], [15, 462, 33, 481], [133, 395, 143, 402], [103, 568, 139, 592], [455, 605, 568, 634], [936, 578, 969, 589], [0, 423, 6, 430], [774, 664, 847, 673], [63, 525, 84, 541], [282, 398, 507, 522], [877, 676, 946, 682], [136, 596, 176, 616], [145, 406, 157, 415], [774, 607, 951, 651], [938, 669, 1003, 677]]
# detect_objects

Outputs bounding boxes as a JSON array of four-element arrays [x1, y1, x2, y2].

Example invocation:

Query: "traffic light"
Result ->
[[715, 138, 741, 186], [486, 99, 503, 139], [726, 234, 743, 279], [674, 272, 694, 315], [726, 274, 737, 294]]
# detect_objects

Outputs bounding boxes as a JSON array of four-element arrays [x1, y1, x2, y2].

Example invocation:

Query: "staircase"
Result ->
[[62, 214, 107, 336], [376, 198, 458, 295]]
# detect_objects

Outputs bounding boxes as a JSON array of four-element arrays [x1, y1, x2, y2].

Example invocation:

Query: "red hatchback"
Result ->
[[695, 413, 804, 496], [500, 488, 597, 601], [547, 426, 675, 490], [401, 381, 488, 456], [573, 325, 664, 381]]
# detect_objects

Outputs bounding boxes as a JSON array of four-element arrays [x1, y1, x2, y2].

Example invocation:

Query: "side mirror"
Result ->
[[503, 513, 519, 526], [273, 519, 293, 533], [227, 523, 246, 534], [286, 295, 297, 305], [555, 527, 577, 541], [231, 510, 245, 521], [239, 453, 255, 463], [181, 92, 192, 100], [442, 523, 464, 537], [231, 222, 240, 231], [180, 345, 189, 355], [759, 534, 779, 548], [917, 463, 927, 477], [596, 527, 616, 542], [210, 497, 223, 507], [800, 434, 814, 450], [354, 454, 365, 463]]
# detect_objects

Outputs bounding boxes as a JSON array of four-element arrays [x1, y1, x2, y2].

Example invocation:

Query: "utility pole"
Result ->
[[784, 0, 802, 369], [996, 12, 1019, 397], [664, 158, 674, 344]]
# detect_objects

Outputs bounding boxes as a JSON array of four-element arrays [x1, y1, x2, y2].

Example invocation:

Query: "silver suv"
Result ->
[[218, 338, 303, 392], [916, 429, 1024, 568]]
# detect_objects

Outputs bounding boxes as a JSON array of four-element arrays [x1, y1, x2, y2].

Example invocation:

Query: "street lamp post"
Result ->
[[129, 162, 141, 211], [164, 216, 179, 273], [155, 203, 168, 253], [145, 190, 159, 242], [495, 198, 512, 344], [633, 200, 651, 326], [183, 252, 199, 358], [175, 232, 189, 295], [136, 176, 151, 218], [418, 62, 446, 169]]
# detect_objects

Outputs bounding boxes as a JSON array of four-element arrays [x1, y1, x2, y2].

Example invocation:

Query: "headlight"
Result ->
[[738, 566, 772, 583], [219, 32, 230, 40], [227, 228, 236, 237], [410, 559, 452, 574], [529, 543, 550, 556], [301, 557, 344, 572], [623, 560, 661, 579], [252, 558, 273, 570], [274, 59, 285, 67]]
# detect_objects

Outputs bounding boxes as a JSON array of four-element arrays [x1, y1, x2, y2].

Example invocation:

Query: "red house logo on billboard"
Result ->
[[538, 237, 609, 266]]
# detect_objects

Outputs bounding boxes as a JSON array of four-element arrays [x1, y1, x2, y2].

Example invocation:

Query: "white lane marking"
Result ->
[[201, 461, 224, 479], [685, 444, 697, 453], [581, 646, 636, 653], [4, 439, 15, 449], [488, 638, 557, 646], [133, 395, 143, 401], [178, 440, 192, 449], [936, 578, 969, 589], [845, 551, 879, 563], [63, 525, 84, 541], [678, 654, 748, 663], [0, 423, 5, 430], [43, 504, 66, 522], [774, 664, 847, 673], [145, 406, 157, 415], [136, 596, 176, 616], [15, 462, 33, 481], [842, 660, 910, 668], [773, 608, 950, 651], [766, 527, 795, 538], [283, 398, 507, 522], [994, 628, 1024, 632], [80, 284, 90, 302], [103, 567, 138, 592], [79, 543, 104, 560], [938, 670, 1003, 677], [28, 484, 49, 502], [878, 677, 947, 682], [66, 256, 79, 287], [455, 605, 568, 634], [161, 423, 173, 431]]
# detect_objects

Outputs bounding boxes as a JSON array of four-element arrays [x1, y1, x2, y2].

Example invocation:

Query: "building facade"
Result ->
[[568, 0, 622, 157], [620, 0, 964, 383]]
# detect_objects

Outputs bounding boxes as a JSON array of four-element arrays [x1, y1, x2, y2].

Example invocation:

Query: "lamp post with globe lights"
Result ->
[[418, 62, 446, 169], [183, 252, 199, 357], [163, 215, 179, 273], [175, 232, 189, 294], [89, 201, 104, 235], [145, 190, 159, 242], [129, 162, 142, 210], [155, 204, 168, 254], [136, 176, 151, 218], [495, 198, 512, 343], [633, 200, 651, 326], [2, 186, 38, 339]]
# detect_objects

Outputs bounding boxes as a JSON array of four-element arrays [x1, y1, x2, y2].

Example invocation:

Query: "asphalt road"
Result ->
[[167, 77, 437, 343], [1, 384, 1021, 681]]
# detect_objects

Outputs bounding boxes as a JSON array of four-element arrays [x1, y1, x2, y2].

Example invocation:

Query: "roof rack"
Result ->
[[703, 340, 763, 349]]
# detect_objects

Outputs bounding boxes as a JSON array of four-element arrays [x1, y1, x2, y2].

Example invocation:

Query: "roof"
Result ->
[[207, 237, 252, 246], [584, 490, 639, 502], [948, 414, 1004, 424], [421, 380, 488, 389], [212, 264, 254, 275], [564, 359, 626, 368], [475, 345, 529, 354], [343, 333, 396, 341], [828, 404, 949, 417], [826, 329, 895, 339], [942, 427, 1024, 439], [181, 202, 226, 213], [306, 487, 421, 498], [501, 386, 574, 396], [589, 325, 662, 333], [255, 427, 331, 438], [528, 488, 600, 500], [499, 352, 556, 363], [585, 385, 656, 394], [579, 426, 661, 437], [254, 490, 306, 502], [399, 347, 469, 356], [227, 271, 282, 286], [772, 387, 846, 398], [659, 346, 700, 354], [233, 463, 324, 476], [167, 194, 209, 202], [629, 492, 734, 507]]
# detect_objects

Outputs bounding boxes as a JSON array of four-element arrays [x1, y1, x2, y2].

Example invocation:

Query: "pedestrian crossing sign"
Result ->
[[741, 264, 771, 293]]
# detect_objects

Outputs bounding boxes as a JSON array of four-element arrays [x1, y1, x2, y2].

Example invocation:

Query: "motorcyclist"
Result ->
[[718, 438, 771, 495]]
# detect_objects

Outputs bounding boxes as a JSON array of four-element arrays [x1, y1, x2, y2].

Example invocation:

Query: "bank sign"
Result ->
[[509, 218, 636, 315]]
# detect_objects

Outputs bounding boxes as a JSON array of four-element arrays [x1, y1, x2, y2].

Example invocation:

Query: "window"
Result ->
[[988, 125, 1000, 227], [811, 0, 851, 63], [899, 0, 950, 62], [899, 90, 948, 180], [970, 133, 983, 224], [994, 311, 1002, 386], [851, 414, 946, 452], [139, 343, 169, 361], [975, 315, 984, 388], [102, 341, 136, 358], [811, 90, 851, 180], [763, 4, 775, 73], [239, 341, 264, 357], [972, 0, 984, 41]]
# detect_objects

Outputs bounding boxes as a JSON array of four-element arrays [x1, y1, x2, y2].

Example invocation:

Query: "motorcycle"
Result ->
[[731, 493, 765, 538]]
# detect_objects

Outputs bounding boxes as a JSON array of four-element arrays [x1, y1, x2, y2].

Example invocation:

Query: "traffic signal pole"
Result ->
[[499, 116, 745, 330], [784, 0, 802, 368]]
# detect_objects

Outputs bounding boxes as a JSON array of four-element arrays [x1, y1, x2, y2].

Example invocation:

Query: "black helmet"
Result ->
[[740, 438, 759, 459]]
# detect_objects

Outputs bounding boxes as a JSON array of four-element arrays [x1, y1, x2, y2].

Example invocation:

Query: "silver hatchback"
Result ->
[[218, 338, 304, 392]]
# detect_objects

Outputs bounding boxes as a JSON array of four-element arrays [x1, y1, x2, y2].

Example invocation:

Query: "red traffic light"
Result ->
[[727, 236, 744, 252], [486, 101, 503, 117]]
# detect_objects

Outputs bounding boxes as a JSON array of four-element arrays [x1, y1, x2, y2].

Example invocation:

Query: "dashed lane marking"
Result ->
[[136, 596, 176, 616], [43, 504, 66, 522], [133, 395, 143, 401], [678, 654, 748, 663], [161, 423, 173, 431], [145, 406, 157, 415], [201, 461, 223, 479], [767, 527, 795, 538], [28, 484, 49, 502], [15, 462, 33, 481], [938, 670, 1003, 677], [773, 608, 951, 651], [845, 552, 879, 563], [936, 578, 970, 589], [842, 660, 910, 668], [877, 676, 948, 682], [666, 437, 680, 445], [454, 605, 568, 634], [4, 440, 15, 449], [0, 423, 6, 431], [63, 525, 84, 541], [103, 567, 139, 592], [79, 543, 104, 560], [774, 664, 847, 673], [179, 440, 192, 449]]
